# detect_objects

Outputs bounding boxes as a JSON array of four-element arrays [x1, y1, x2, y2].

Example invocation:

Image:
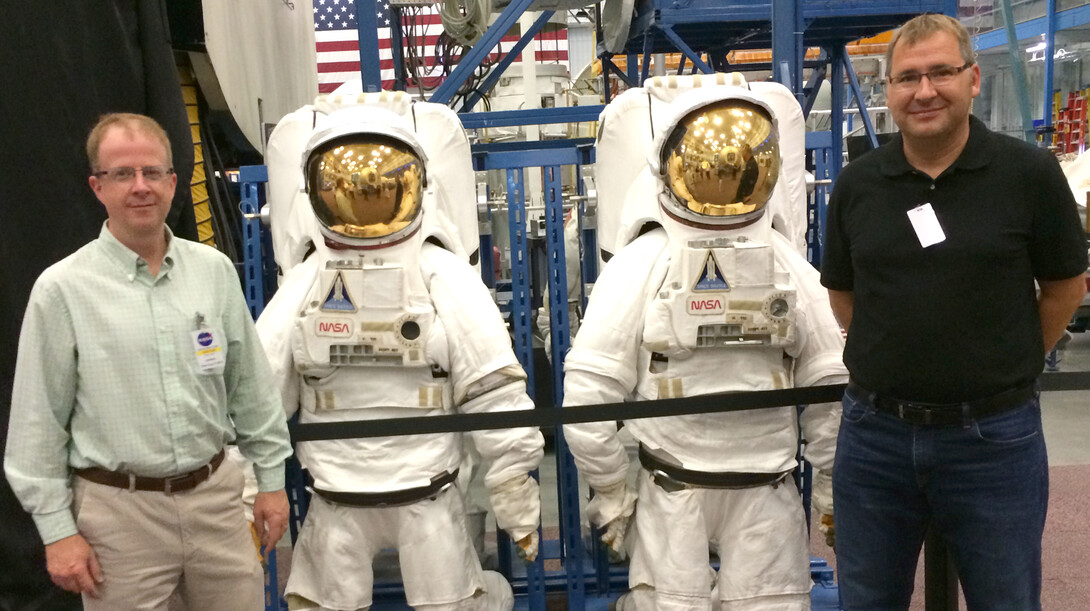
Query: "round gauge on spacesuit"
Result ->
[[305, 135, 425, 245], [660, 100, 780, 228]]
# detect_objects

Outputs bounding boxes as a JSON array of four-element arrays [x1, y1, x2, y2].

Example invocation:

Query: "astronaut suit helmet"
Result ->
[[653, 93, 781, 236], [303, 108, 428, 251]]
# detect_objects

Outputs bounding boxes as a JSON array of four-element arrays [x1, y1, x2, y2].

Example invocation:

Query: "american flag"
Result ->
[[314, 0, 569, 94]]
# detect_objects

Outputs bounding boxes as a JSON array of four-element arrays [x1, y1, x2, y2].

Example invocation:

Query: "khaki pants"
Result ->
[[73, 458, 264, 611]]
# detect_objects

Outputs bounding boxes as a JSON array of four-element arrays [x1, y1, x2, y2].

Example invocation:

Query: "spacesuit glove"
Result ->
[[516, 532, 539, 563], [490, 474, 541, 561], [811, 468, 835, 549], [587, 481, 637, 562], [600, 515, 630, 562]]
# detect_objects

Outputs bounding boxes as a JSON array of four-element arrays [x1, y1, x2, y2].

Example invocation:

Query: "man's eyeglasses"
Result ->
[[92, 166, 175, 183], [888, 63, 973, 90]]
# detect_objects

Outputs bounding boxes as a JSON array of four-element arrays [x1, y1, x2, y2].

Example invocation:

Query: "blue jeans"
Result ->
[[833, 386, 1048, 611]]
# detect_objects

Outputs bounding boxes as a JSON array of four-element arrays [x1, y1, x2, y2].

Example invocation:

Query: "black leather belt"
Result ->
[[847, 380, 1037, 427], [639, 446, 791, 491], [314, 469, 458, 508], [74, 449, 225, 494]]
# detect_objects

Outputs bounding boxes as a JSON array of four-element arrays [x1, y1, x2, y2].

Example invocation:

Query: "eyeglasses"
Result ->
[[92, 166, 174, 183], [888, 63, 973, 91]]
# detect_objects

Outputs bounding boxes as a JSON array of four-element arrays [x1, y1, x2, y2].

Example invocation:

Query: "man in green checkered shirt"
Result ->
[[5, 113, 292, 610]]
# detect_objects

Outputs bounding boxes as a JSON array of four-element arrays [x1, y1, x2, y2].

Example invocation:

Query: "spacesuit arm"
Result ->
[[421, 244, 545, 542], [255, 257, 321, 419], [563, 229, 669, 526], [770, 231, 846, 471]]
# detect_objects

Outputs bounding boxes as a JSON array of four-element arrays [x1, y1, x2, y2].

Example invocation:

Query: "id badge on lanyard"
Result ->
[[907, 202, 946, 248], [190, 312, 226, 374]]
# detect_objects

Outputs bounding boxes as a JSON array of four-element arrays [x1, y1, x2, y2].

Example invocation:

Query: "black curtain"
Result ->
[[0, 2, 196, 608]]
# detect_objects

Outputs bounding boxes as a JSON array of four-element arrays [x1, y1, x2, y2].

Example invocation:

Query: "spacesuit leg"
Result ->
[[413, 571, 514, 611], [397, 486, 500, 610], [625, 469, 716, 611], [707, 484, 811, 611], [285, 594, 370, 611], [284, 495, 390, 610]]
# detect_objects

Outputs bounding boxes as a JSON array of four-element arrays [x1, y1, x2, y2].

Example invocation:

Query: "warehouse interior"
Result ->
[[2, 1, 1090, 610]]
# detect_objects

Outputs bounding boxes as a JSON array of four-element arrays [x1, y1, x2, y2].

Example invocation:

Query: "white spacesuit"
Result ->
[[563, 83, 845, 611], [257, 102, 545, 611]]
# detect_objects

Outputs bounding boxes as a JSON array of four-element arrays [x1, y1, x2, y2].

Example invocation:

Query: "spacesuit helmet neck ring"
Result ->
[[658, 99, 780, 230], [305, 132, 426, 249]]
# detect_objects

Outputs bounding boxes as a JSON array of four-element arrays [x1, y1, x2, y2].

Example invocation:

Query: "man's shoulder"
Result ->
[[171, 238, 235, 275], [978, 126, 1053, 167], [172, 237, 231, 262], [33, 241, 101, 288], [834, 142, 893, 189]]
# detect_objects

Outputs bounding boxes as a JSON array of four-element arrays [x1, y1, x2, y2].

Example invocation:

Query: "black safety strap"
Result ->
[[287, 371, 1090, 442]]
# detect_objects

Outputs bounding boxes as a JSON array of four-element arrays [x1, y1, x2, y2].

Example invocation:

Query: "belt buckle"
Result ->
[[651, 469, 687, 493], [897, 402, 932, 425], [163, 473, 191, 495]]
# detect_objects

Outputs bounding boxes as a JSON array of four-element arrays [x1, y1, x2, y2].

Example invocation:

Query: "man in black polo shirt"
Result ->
[[821, 13, 1087, 611]]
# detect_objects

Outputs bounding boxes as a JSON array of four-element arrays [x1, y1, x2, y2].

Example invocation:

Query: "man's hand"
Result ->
[[45, 534, 103, 597], [252, 489, 289, 550]]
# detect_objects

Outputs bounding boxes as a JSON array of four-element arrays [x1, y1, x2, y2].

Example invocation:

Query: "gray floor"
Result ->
[[1040, 330, 1090, 466]]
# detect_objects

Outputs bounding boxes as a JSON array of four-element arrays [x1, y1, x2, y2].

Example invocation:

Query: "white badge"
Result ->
[[191, 328, 226, 374], [907, 202, 946, 248]]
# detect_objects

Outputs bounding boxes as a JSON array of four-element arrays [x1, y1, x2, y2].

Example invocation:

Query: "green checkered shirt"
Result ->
[[5, 224, 292, 544]]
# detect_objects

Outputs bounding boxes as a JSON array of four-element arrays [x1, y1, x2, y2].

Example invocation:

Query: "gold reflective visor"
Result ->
[[307, 138, 424, 240], [663, 100, 779, 220]]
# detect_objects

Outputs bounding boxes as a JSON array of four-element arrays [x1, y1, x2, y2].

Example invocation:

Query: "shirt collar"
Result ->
[[879, 115, 993, 177], [97, 223, 177, 281]]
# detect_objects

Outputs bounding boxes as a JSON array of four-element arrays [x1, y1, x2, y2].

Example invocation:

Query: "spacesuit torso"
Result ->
[[565, 86, 845, 478], [287, 236, 465, 492], [624, 215, 806, 474]]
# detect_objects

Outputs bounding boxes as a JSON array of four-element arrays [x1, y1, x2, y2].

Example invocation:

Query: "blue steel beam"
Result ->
[[660, 25, 713, 73], [837, 45, 878, 150], [458, 11, 555, 113], [541, 164, 587, 609], [390, 6, 406, 91], [460, 107, 605, 129], [239, 165, 269, 319], [1044, 0, 1056, 133], [471, 141, 596, 171], [1000, 0, 1036, 143], [772, 0, 802, 101], [973, 2, 1090, 50], [354, 0, 383, 91], [828, 46, 844, 186], [640, 33, 654, 84], [506, 168, 535, 392], [430, 0, 539, 104], [802, 64, 828, 117], [602, 57, 638, 90]]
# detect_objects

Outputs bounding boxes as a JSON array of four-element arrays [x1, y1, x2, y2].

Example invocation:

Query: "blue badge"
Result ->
[[197, 331, 214, 347], [321, 271, 357, 312], [693, 251, 729, 291]]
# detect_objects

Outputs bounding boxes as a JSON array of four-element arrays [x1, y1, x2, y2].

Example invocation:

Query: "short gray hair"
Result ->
[[886, 13, 976, 71]]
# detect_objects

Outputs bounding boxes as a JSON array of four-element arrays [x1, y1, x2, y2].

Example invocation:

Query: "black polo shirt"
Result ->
[[821, 116, 1087, 403]]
